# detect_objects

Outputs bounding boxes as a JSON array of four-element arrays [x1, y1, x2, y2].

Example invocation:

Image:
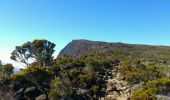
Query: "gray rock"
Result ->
[[35, 94, 47, 100], [24, 86, 42, 100], [116, 73, 124, 80], [107, 82, 117, 92], [130, 84, 142, 91], [24, 87, 36, 93], [14, 88, 24, 96], [156, 95, 170, 100]]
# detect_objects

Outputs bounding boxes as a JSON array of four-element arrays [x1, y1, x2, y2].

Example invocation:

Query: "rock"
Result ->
[[106, 94, 117, 100], [120, 86, 127, 90], [107, 82, 117, 92], [130, 84, 142, 92], [102, 68, 131, 100], [14, 88, 24, 96], [156, 95, 170, 100], [122, 81, 128, 86], [100, 97, 105, 100], [116, 73, 124, 80], [24, 87, 36, 93], [125, 88, 130, 93], [110, 91, 119, 96], [116, 94, 130, 100], [108, 76, 111, 79], [24, 87, 42, 100], [35, 94, 47, 100]]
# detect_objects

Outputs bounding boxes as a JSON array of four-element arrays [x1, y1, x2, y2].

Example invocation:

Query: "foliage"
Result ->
[[131, 78, 170, 100], [144, 79, 170, 95], [12, 66, 52, 86], [79, 70, 95, 85], [68, 68, 81, 77], [3, 64, 14, 75], [92, 85, 100, 94], [11, 39, 56, 66], [53, 56, 74, 69], [0, 63, 14, 84], [49, 77, 73, 100], [0, 74, 11, 84], [131, 89, 156, 100], [119, 61, 165, 84]]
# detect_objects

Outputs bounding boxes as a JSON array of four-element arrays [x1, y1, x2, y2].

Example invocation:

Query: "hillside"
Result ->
[[59, 39, 170, 63]]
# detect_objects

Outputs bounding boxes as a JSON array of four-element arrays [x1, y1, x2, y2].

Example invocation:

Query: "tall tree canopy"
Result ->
[[11, 39, 56, 66]]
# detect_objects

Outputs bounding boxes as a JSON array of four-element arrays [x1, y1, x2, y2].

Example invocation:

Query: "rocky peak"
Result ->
[[58, 39, 110, 57]]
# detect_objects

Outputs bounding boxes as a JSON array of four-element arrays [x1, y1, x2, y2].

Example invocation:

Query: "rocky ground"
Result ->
[[100, 67, 130, 100]]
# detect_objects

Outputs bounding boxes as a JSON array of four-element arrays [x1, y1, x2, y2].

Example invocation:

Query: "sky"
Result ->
[[0, 0, 169, 68]]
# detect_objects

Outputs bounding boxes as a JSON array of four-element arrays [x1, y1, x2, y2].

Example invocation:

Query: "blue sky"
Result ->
[[0, 0, 170, 67]]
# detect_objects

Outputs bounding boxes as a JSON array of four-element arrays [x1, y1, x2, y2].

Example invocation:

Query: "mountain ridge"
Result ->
[[58, 39, 170, 62]]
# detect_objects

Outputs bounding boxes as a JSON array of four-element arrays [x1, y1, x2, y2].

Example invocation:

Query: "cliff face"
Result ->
[[58, 39, 110, 57]]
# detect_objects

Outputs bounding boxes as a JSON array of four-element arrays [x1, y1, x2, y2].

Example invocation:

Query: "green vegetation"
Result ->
[[119, 61, 165, 84], [1, 39, 170, 99], [131, 89, 156, 100], [0, 63, 14, 84], [12, 66, 52, 85], [131, 79, 170, 100], [49, 77, 73, 100]]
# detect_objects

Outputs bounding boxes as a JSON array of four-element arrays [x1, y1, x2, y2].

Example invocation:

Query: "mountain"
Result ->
[[58, 39, 170, 62]]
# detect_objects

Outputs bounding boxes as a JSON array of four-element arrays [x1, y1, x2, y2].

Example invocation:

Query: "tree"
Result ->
[[32, 39, 56, 66], [11, 39, 56, 66], [10, 45, 31, 66]]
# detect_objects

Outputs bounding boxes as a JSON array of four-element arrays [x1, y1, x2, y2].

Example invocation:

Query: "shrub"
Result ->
[[69, 69, 81, 77], [3, 64, 14, 75], [119, 61, 165, 84], [144, 79, 170, 95], [12, 66, 52, 86], [79, 71, 95, 85], [131, 89, 156, 100], [92, 85, 100, 94], [49, 77, 73, 99]]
